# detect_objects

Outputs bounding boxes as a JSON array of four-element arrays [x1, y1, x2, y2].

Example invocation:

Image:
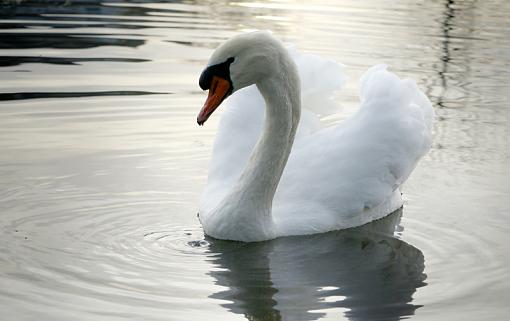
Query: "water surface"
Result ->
[[1, 1, 509, 320]]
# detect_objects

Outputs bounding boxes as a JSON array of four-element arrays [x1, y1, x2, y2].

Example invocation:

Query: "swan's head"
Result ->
[[197, 31, 284, 125]]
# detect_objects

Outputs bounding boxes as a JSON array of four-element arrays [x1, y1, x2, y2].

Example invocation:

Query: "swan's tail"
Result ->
[[357, 64, 434, 186], [359, 64, 434, 131]]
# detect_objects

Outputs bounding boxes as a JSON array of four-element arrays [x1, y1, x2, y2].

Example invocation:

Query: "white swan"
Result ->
[[197, 31, 433, 242]]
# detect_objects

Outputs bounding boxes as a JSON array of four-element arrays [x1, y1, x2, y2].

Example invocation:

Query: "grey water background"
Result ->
[[0, 0, 509, 320]]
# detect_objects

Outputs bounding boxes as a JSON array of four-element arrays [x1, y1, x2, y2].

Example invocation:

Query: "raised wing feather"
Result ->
[[273, 65, 433, 234]]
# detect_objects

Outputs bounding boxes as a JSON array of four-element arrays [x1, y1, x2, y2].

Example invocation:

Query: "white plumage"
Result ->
[[198, 31, 433, 241]]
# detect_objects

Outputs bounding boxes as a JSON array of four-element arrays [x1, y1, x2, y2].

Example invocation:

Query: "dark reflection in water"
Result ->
[[1, 0, 164, 20], [0, 1, 150, 49], [0, 33, 145, 49], [0, 56, 149, 67], [207, 209, 426, 321], [0, 0, 170, 50], [0, 0, 188, 101], [0, 90, 167, 101]]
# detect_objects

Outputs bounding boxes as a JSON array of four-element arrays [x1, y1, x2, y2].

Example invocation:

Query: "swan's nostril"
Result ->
[[210, 77, 218, 94]]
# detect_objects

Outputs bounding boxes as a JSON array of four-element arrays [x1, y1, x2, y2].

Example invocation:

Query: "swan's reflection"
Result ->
[[206, 209, 426, 321]]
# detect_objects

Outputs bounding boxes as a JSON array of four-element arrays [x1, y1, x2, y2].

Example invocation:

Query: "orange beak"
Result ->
[[197, 76, 232, 125]]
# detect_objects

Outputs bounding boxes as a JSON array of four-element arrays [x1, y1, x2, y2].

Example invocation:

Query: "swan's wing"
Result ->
[[274, 65, 434, 234], [200, 50, 346, 211]]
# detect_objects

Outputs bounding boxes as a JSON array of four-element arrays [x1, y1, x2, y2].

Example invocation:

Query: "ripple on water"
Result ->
[[401, 217, 508, 309], [0, 198, 218, 319]]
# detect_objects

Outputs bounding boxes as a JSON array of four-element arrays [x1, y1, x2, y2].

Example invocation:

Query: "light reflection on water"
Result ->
[[0, 1, 509, 320]]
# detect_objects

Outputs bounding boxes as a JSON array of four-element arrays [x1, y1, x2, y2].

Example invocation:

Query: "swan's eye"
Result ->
[[199, 57, 235, 91]]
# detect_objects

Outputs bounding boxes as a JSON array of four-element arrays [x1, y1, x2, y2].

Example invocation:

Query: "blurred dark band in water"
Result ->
[[0, 0, 172, 51], [0, 56, 149, 67], [0, 0, 171, 19], [0, 33, 145, 49], [0, 91, 168, 101]]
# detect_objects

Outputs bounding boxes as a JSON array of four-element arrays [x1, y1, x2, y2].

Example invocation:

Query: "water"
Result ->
[[1, 1, 509, 320]]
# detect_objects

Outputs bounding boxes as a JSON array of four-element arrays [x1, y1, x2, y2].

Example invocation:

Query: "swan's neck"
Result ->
[[214, 57, 301, 241], [241, 69, 301, 207]]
